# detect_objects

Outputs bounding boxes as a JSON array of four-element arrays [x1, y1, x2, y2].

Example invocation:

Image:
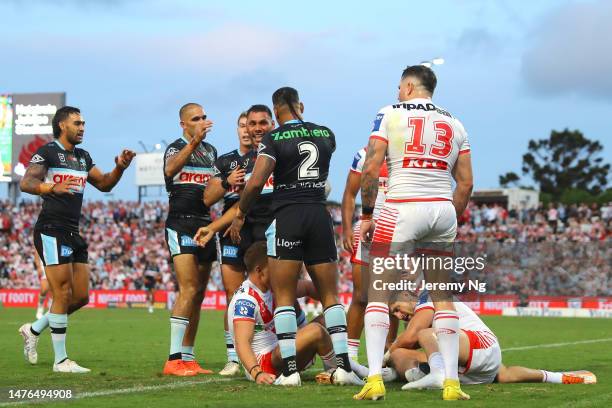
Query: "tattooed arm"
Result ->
[[360, 138, 386, 210]]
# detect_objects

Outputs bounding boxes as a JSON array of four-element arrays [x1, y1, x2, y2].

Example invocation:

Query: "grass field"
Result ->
[[1, 308, 610, 407]]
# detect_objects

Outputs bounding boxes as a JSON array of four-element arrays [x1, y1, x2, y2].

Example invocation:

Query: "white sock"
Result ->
[[433, 310, 460, 381], [348, 339, 360, 361], [541, 370, 563, 383], [428, 352, 445, 374], [364, 302, 389, 377], [349, 358, 370, 378]]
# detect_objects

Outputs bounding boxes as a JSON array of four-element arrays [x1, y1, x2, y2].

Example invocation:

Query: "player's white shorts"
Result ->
[[372, 201, 457, 245], [351, 221, 367, 265], [459, 330, 502, 385]]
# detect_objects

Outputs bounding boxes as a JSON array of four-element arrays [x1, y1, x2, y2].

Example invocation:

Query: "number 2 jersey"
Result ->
[[29, 140, 95, 233], [370, 98, 470, 202], [258, 120, 335, 211], [163, 137, 217, 221]]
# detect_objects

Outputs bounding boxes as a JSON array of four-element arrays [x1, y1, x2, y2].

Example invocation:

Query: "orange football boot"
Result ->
[[562, 371, 597, 384], [163, 359, 198, 376], [183, 360, 213, 374]]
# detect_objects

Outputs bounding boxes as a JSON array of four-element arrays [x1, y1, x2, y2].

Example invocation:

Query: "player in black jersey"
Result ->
[[203, 112, 250, 376], [18, 106, 135, 373], [162, 102, 217, 377], [226, 87, 362, 387]]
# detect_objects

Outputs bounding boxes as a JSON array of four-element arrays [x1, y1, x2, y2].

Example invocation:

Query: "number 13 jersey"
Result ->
[[370, 98, 470, 203]]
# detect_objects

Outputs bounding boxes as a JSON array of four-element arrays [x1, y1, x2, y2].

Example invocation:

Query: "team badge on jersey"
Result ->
[[58, 153, 66, 163], [372, 113, 384, 132]]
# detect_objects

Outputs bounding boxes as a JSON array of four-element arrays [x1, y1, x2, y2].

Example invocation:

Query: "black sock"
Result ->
[[168, 352, 182, 361], [282, 357, 298, 377]]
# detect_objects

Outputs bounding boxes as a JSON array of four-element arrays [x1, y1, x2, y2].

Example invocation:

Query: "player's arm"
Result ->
[[164, 137, 203, 179], [341, 169, 361, 251], [20, 163, 79, 196], [87, 150, 136, 192], [194, 204, 239, 246], [360, 138, 386, 241], [204, 168, 246, 207], [451, 152, 473, 218], [389, 307, 434, 352], [233, 321, 275, 384]]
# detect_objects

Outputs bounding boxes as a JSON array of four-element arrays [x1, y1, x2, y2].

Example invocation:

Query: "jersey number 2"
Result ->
[[298, 141, 319, 179], [405, 117, 454, 159]]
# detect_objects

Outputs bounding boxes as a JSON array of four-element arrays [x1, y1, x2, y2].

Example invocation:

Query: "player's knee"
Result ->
[[73, 294, 89, 309], [53, 285, 72, 305], [417, 328, 435, 345]]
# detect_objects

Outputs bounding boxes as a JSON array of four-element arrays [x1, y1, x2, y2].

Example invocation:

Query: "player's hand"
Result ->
[[342, 229, 354, 252], [227, 214, 245, 244], [227, 168, 246, 187], [255, 371, 276, 384], [194, 226, 216, 247], [51, 178, 82, 195], [360, 219, 376, 243], [115, 149, 136, 170]]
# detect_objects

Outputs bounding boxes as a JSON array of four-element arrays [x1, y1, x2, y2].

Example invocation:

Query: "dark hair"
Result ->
[[52, 106, 81, 138], [401, 65, 437, 95], [179, 102, 202, 120], [246, 104, 272, 119], [244, 242, 268, 273], [272, 87, 301, 121], [237, 111, 247, 125]]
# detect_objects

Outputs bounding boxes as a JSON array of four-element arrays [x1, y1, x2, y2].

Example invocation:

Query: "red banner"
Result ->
[[1, 290, 611, 314]]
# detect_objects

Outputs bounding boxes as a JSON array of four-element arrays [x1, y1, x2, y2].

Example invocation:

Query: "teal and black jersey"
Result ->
[[258, 120, 335, 211], [163, 137, 217, 220], [29, 140, 95, 233], [213, 149, 247, 214]]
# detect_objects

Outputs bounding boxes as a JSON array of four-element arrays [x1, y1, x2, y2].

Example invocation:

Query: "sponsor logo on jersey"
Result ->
[[372, 113, 384, 132], [79, 158, 87, 169], [165, 147, 179, 159], [223, 245, 238, 258], [30, 154, 45, 164], [257, 143, 266, 153], [392, 102, 451, 117], [230, 161, 238, 170], [276, 238, 302, 249], [262, 175, 274, 194], [60, 245, 73, 257], [180, 235, 197, 247], [46, 169, 88, 193], [58, 153, 66, 163], [174, 166, 215, 185], [234, 299, 256, 318], [402, 157, 448, 170], [271, 127, 330, 141]]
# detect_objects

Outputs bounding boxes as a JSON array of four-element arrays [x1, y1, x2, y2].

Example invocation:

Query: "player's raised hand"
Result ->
[[51, 178, 82, 195], [115, 149, 136, 170], [227, 167, 246, 187], [227, 215, 245, 244], [255, 371, 276, 385], [194, 226, 215, 247], [342, 228, 354, 252]]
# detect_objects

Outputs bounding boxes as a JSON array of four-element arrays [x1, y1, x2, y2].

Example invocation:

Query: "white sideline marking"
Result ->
[[502, 337, 612, 352], [0, 378, 233, 406]]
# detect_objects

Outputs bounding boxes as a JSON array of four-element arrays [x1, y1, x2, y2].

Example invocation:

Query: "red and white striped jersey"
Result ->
[[369, 98, 470, 202], [350, 147, 388, 219]]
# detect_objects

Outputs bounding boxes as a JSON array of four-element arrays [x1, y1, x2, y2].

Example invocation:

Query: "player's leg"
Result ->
[[346, 261, 365, 362], [69, 262, 90, 314], [164, 253, 199, 376], [220, 262, 245, 374], [497, 365, 597, 384], [402, 327, 469, 390], [272, 322, 336, 373], [181, 261, 213, 374], [389, 348, 427, 378], [36, 278, 49, 319]]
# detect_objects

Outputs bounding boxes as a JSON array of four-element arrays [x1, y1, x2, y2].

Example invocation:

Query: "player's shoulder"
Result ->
[[74, 146, 91, 157], [202, 141, 217, 154], [164, 138, 184, 158], [218, 149, 239, 161]]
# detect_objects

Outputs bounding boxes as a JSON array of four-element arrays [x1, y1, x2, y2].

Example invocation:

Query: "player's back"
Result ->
[[259, 120, 335, 211], [371, 98, 470, 202]]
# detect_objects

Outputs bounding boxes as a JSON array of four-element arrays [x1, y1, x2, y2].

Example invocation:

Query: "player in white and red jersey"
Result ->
[[342, 148, 398, 361], [387, 295, 597, 388], [229, 242, 338, 384], [355, 65, 474, 401]]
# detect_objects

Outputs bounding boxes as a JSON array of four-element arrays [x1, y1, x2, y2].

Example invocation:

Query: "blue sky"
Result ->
[[1, 0, 610, 202]]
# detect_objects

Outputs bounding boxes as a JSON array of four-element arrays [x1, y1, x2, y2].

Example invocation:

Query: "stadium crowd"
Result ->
[[1, 199, 610, 296]]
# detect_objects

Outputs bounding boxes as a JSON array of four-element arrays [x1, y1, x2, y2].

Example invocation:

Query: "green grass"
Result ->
[[1, 308, 611, 407]]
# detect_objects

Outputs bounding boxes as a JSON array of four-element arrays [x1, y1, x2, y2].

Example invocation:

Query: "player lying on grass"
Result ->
[[229, 242, 342, 384], [365, 293, 597, 388]]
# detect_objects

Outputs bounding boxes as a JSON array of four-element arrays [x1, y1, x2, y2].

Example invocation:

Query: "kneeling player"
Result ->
[[388, 295, 597, 388], [229, 242, 338, 384]]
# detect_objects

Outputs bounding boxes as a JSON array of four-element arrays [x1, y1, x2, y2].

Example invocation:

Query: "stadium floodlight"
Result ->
[[13, 162, 26, 177], [432, 57, 445, 65], [154, 143, 162, 150], [420, 61, 433, 68]]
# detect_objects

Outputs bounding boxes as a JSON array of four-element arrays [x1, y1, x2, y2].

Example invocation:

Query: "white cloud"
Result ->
[[521, 0, 612, 100]]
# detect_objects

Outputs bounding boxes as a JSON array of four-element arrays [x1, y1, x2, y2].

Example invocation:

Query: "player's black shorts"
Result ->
[[265, 203, 337, 265], [217, 219, 271, 267], [165, 216, 216, 264], [33, 227, 88, 266], [144, 275, 156, 290]]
